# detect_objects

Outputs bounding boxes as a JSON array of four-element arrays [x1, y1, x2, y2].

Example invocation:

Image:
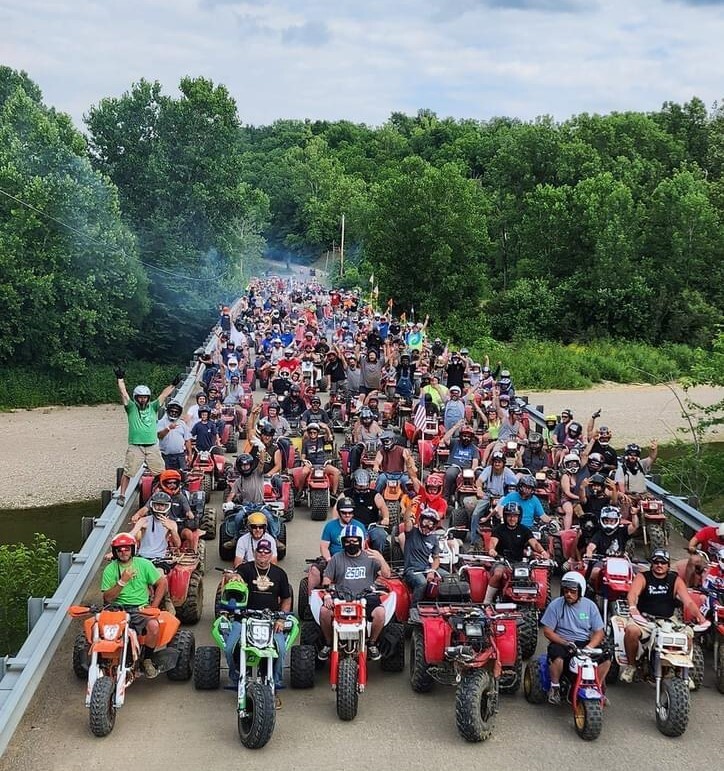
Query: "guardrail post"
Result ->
[[58, 552, 73, 583], [0, 656, 7, 682], [26, 598, 45, 635]]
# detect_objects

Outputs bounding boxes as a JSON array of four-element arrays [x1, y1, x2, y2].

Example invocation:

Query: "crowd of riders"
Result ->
[[108, 273, 722, 704]]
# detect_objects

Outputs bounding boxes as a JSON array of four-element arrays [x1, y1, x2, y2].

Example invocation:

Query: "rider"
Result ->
[[114, 368, 178, 506], [620, 548, 708, 683], [492, 474, 548, 529], [191, 406, 219, 452], [559, 453, 583, 530], [615, 441, 658, 503], [540, 571, 610, 705], [281, 383, 306, 421], [677, 522, 724, 587], [298, 422, 342, 496], [129, 492, 181, 559], [101, 532, 168, 678], [319, 525, 392, 661], [577, 473, 618, 556], [157, 400, 192, 471], [156, 469, 196, 541], [400, 507, 442, 604], [234, 511, 278, 567], [484, 503, 549, 604], [515, 432, 549, 474], [372, 430, 417, 494], [583, 506, 639, 586], [469, 451, 518, 547], [438, 422, 480, 504], [235, 538, 292, 691], [349, 407, 382, 473], [301, 394, 334, 441], [346, 469, 390, 552], [441, 385, 465, 431]]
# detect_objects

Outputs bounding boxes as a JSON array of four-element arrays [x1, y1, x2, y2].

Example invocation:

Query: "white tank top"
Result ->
[[138, 516, 169, 559]]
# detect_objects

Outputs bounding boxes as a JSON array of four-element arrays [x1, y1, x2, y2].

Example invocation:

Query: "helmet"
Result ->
[[195, 392, 207, 403], [307, 422, 320, 433], [503, 502, 522, 522], [337, 496, 355, 515], [258, 419, 275, 437], [561, 409, 573, 419], [567, 422, 583, 439], [563, 453, 580, 472], [267, 401, 279, 413], [625, 443, 641, 457], [588, 472, 606, 489], [198, 406, 211, 418], [460, 347, 469, 356], [449, 385, 462, 395], [235, 453, 254, 476], [111, 532, 136, 559], [560, 571, 586, 599], [353, 469, 371, 492], [491, 450, 505, 462], [460, 425, 475, 436], [340, 524, 365, 543], [528, 432, 543, 450], [598, 426, 612, 444], [166, 400, 183, 418], [284, 348, 294, 357], [149, 491, 172, 516], [359, 407, 374, 424], [380, 430, 395, 450], [310, 395, 321, 405], [716, 547, 724, 571], [599, 505, 621, 534], [132, 385, 152, 400], [460, 425, 474, 443], [544, 414, 557, 427], [247, 512, 267, 528], [159, 469, 183, 494], [425, 472, 444, 494], [219, 579, 249, 610], [517, 475, 536, 496], [419, 508, 441, 528], [290, 384, 302, 396], [587, 452, 604, 471]]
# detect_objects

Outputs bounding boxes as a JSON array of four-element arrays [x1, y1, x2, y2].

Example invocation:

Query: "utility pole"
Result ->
[[339, 213, 345, 278]]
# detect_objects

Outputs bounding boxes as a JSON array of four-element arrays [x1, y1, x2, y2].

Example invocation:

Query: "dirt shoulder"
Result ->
[[0, 383, 721, 510]]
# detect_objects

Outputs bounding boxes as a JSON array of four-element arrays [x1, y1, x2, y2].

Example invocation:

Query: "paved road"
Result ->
[[4, 481, 723, 771]]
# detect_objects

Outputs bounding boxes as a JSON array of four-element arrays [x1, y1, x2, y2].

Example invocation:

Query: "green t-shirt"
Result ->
[[101, 556, 161, 606], [125, 399, 160, 445]]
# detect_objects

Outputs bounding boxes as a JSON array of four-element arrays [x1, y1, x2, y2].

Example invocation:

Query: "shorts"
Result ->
[[124, 444, 165, 477], [124, 608, 150, 636], [547, 640, 592, 663], [624, 615, 692, 644], [363, 593, 382, 620]]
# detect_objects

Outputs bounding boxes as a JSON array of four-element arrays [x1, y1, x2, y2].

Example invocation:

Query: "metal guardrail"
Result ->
[[0, 318, 227, 758], [522, 402, 716, 532]]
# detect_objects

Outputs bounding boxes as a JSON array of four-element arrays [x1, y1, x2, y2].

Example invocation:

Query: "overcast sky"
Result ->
[[2, 0, 723, 129]]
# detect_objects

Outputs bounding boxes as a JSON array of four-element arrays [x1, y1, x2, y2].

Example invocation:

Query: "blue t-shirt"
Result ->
[[449, 441, 478, 469], [321, 518, 368, 556], [540, 596, 603, 643], [191, 420, 217, 451], [499, 491, 545, 528]]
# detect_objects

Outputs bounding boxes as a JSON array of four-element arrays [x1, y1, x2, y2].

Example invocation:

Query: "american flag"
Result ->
[[413, 398, 427, 432]]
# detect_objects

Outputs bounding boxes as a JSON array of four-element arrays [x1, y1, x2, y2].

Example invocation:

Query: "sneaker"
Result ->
[[619, 665, 636, 683], [368, 642, 382, 661], [116, 494, 126, 507], [547, 685, 561, 705], [275, 696, 283, 710], [317, 644, 331, 661], [142, 658, 159, 679]]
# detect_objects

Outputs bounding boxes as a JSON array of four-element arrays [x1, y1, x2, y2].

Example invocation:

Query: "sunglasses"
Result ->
[[165, 481, 180, 488], [651, 559, 669, 565], [256, 548, 272, 554], [116, 546, 132, 551], [250, 525, 265, 530]]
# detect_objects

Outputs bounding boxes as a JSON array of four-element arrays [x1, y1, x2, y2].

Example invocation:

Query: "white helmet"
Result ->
[[600, 506, 621, 534], [560, 571, 586, 599], [563, 453, 580, 471], [132, 385, 151, 398]]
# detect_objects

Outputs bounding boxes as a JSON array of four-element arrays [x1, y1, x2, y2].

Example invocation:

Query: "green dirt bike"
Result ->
[[192, 579, 300, 749]]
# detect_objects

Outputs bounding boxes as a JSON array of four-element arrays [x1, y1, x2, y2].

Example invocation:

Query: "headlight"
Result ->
[[514, 567, 530, 579], [248, 621, 273, 648], [340, 605, 357, 617], [102, 624, 121, 640], [465, 623, 484, 637]]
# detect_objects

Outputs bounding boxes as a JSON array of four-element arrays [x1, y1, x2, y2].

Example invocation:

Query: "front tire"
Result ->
[[409, 628, 434, 693], [518, 610, 538, 660], [691, 641, 705, 691], [176, 571, 204, 625], [89, 676, 116, 737], [523, 659, 547, 704], [574, 698, 603, 741], [309, 488, 329, 521], [238, 681, 276, 749], [193, 645, 221, 690], [336, 656, 359, 721], [646, 524, 666, 557], [72, 633, 89, 680], [455, 669, 497, 743], [290, 644, 317, 688], [167, 629, 195, 681], [655, 676, 690, 737]]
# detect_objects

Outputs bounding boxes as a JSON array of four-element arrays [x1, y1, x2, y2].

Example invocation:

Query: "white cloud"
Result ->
[[2, 0, 724, 129]]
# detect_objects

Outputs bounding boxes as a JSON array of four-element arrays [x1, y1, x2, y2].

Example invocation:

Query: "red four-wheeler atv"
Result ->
[[409, 596, 506, 742]]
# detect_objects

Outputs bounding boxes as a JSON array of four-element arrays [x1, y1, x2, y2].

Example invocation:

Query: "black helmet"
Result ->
[[380, 431, 395, 450], [353, 469, 371, 492], [503, 502, 522, 523], [290, 384, 302, 395], [311, 395, 321, 406], [258, 419, 275, 437], [517, 475, 536, 496], [588, 472, 606, 488], [235, 453, 254, 476], [149, 491, 172, 517], [567, 421, 583, 439], [359, 407, 374, 424], [625, 443, 641, 457], [337, 496, 355, 515], [198, 406, 211, 418], [528, 432, 543, 450]]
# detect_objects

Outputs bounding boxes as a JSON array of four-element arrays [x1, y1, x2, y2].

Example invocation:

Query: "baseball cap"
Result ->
[[255, 539, 273, 553]]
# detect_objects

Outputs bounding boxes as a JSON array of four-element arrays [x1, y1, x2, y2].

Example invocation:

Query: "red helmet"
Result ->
[[111, 532, 136, 560], [425, 473, 444, 495]]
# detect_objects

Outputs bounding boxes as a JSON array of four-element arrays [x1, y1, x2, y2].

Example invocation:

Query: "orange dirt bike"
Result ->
[[69, 604, 194, 736]]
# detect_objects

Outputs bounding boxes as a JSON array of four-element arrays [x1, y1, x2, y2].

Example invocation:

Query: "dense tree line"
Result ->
[[1, 65, 722, 379]]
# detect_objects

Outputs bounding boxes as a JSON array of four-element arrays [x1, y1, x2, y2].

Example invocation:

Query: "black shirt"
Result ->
[[446, 362, 466, 389], [348, 488, 381, 528], [492, 523, 534, 562], [236, 562, 291, 611], [590, 525, 630, 557], [638, 570, 677, 619]]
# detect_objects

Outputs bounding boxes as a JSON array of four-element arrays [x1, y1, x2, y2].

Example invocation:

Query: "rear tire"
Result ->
[[717, 644, 724, 694], [409, 628, 434, 693], [386, 501, 401, 529], [518, 610, 538, 660], [202, 473, 213, 495], [72, 632, 89, 680], [290, 644, 317, 688], [336, 657, 359, 721], [176, 571, 204, 625], [691, 641, 705, 691], [89, 676, 116, 737], [455, 669, 497, 743], [646, 525, 666, 558], [297, 577, 310, 620], [167, 629, 195, 681], [380, 623, 405, 672], [238, 681, 276, 749], [193, 645, 221, 690], [200, 508, 217, 540], [574, 698, 603, 741]]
